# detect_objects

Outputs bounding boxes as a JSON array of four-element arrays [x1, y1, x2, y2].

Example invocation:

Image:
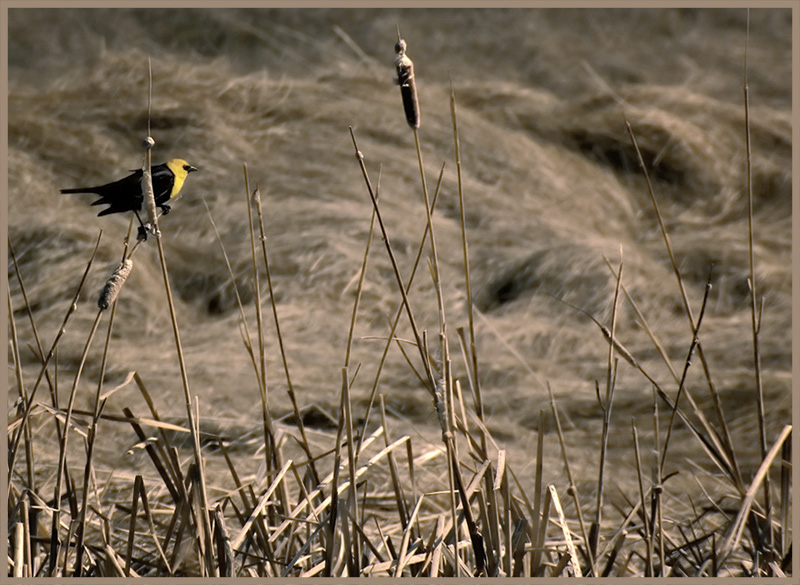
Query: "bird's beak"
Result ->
[[188, 165, 199, 173]]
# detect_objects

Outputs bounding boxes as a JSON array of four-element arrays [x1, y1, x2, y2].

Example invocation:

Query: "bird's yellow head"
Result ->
[[165, 159, 198, 198]]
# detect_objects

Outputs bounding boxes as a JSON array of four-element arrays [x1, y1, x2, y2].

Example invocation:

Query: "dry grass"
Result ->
[[7, 8, 791, 578]]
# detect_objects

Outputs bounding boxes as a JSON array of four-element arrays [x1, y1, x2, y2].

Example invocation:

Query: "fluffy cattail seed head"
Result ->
[[98, 258, 133, 310]]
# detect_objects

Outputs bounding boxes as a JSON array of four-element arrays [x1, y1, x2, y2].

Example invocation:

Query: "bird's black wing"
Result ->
[[151, 164, 177, 208], [91, 170, 145, 216]]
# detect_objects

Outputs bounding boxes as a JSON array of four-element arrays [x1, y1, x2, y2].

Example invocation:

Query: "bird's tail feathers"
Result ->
[[60, 187, 99, 194]]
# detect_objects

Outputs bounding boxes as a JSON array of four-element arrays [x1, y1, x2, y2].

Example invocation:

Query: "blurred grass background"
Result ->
[[7, 7, 791, 506]]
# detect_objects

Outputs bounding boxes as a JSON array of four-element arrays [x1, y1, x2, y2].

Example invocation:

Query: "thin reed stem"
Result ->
[[356, 163, 445, 449], [631, 417, 654, 576], [594, 257, 623, 564], [74, 265, 122, 575], [742, 9, 770, 539], [252, 184, 319, 496], [449, 79, 483, 428], [8, 231, 102, 503], [348, 127, 436, 392], [49, 309, 102, 576], [549, 386, 596, 576], [660, 269, 713, 472]]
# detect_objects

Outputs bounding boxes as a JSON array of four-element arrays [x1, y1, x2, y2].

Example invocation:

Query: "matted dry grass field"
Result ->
[[7, 7, 792, 577]]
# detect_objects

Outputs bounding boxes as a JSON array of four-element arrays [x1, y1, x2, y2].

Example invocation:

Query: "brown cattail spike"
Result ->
[[98, 258, 133, 310], [394, 37, 420, 129]]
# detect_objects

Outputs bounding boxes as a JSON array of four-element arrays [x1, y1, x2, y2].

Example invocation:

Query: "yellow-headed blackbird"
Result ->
[[61, 159, 198, 236]]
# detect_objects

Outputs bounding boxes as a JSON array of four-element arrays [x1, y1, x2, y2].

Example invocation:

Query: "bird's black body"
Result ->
[[61, 163, 178, 216]]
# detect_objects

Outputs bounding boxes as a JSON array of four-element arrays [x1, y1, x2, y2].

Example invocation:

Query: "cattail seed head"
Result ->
[[394, 37, 420, 129], [98, 258, 133, 310]]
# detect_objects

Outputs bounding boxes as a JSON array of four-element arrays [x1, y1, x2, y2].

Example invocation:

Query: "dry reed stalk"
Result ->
[[598, 513, 631, 577], [779, 437, 790, 560], [604, 264, 743, 493], [342, 165, 382, 493], [602, 262, 738, 484], [742, 12, 771, 554], [531, 476, 551, 577], [11, 519, 23, 577], [242, 177, 293, 574], [593, 257, 623, 569], [8, 231, 102, 498], [266, 426, 386, 548], [493, 450, 510, 575], [343, 502, 385, 567], [372, 516, 394, 566], [356, 162, 445, 450], [550, 291, 640, 371], [213, 506, 234, 577], [11, 499, 26, 577], [145, 187, 216, 576], [202, 199, 259, 377], [433, 380, 461, 576], [511, 517, 527, 577], [530, 409, 545, 573], [243, 166, 274, 480], [138, 475, 172, 574], [647, 387, 664, 573], [8, 239, 67, 558], [379, 396, 411, 536], [281, 510, 329, 576], [135, 60, 214, 574], [9, 239, 60, 421], [411, 121, 449, 401], [344, 169, 379, 373], [447, 441, 486, 575], [449, 80, 484, 454], [348, 127, 436, 392], [130, 376, 185, 501], [393, 34, 452, 426], [428, 514, 446, 576], [480, 448, 501, 574], [394, 494, 425, 576], [337, 166, 381, 571], [549, 484, 582, 577], [7, 278, 35, 502], [623, 117, 744, 486], [123, 475, 141, 575], [48, 305, 103, 576], [75, 247, 128, 575], [325, 370, 347, 576], [252, 185, 318, 493], [548, 386, 595, 576], [229, 459, 293, 553], [716, 424, 791, 570], [660, 271, 712, 470], [398, 61, 486, 565], [631, 417, 654, 576], [341, 366, 361, 575]]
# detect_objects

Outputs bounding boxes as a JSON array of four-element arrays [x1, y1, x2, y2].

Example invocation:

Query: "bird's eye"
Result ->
[[183, 165, 190, 171]]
